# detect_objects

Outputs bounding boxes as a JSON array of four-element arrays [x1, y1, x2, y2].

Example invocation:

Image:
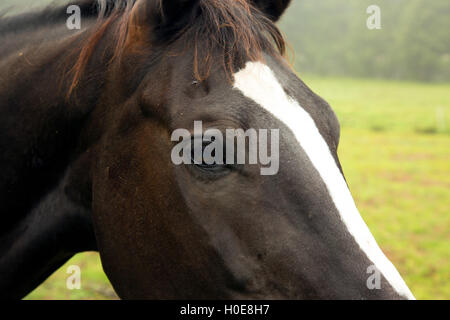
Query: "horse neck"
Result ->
[[0, 19, 110, 146], [0, 18, 111, 233], [0, 18, 112, 190]]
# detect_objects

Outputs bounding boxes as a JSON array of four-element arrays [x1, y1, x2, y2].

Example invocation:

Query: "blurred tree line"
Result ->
[[279, 0, 450, 82]]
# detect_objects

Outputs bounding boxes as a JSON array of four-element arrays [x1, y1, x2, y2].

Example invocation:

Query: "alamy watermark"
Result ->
[[171, 121, 280, 176], [367, 5, 382, 30], [66, 5, 81, 30], [66, 265, 81, 290], [366, 265, 381, 290]]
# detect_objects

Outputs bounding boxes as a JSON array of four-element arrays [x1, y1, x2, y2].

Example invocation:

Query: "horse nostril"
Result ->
[[223, 264, 260, 294], [225, 272, 253, 293]]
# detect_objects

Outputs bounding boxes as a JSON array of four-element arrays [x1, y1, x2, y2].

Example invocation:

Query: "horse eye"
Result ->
[[190, 139, 229, 172]]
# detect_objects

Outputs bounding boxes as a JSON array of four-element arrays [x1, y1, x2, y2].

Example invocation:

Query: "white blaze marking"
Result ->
[[233, 61, 415, 299]]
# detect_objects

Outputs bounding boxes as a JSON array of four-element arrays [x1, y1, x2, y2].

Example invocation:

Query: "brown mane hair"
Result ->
[[68, 0, 287, 96]]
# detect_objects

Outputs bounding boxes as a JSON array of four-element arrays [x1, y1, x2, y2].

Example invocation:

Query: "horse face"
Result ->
[[90, 0, 414, 299], [93, 53, 414, 300]]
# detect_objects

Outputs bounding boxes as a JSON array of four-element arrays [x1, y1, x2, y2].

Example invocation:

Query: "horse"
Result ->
[[0, 0, 415, 299]]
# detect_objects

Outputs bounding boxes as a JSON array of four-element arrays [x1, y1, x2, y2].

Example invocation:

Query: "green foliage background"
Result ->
[[279, 0, 450, 82], [1, 0, 449, 300]]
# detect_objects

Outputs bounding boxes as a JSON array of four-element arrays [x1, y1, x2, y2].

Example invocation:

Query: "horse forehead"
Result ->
[[231, 60, 319, 135], [229, 59, 333, 139]]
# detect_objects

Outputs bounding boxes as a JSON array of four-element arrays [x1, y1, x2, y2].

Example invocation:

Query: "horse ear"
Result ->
[[144, 0, 199, 32], [250, 0, 292, 21]]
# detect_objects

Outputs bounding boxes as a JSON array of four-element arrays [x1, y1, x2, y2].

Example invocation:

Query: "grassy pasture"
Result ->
[[23, 76, 450, 300]]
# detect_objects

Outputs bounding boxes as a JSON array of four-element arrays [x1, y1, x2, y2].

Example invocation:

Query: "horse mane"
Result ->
[[66, 0, 287, 95]]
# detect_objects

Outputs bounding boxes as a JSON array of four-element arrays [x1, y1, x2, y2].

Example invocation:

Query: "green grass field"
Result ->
[[25, 76, 450, 300]]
